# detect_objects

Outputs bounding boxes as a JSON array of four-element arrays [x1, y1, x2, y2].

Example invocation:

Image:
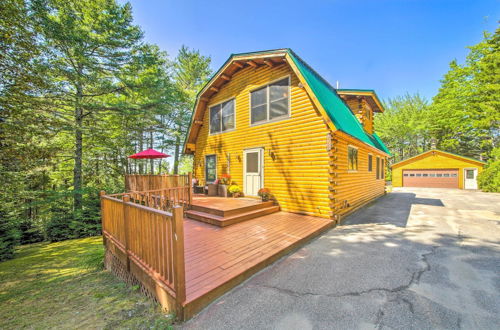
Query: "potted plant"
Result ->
[[228, 184, 242, 198], [258, 188, 271, 202], [218, 174, 231, 197]]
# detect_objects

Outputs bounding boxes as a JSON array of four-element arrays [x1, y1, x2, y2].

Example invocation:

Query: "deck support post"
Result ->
[[172, 205, 186, 315], [100, 191, 106, 246], [122, 195, 131, 271]]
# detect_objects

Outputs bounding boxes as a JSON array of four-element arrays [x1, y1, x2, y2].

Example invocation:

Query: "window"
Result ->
[[443, 173, 450, 177], [409, 173, 415, 177], [368, 154, 373, 172], [403, 173, 409, 177], [250, 77, 290, 124], [436, 173, 443, 177], [466, 170, 475, 179], [451, 173, 458, 177], [348, 146, 358, 171], [376, 157, 380, 179], [381, 159, 385, 179], [205, 155, 217, 183], [210, 99, 235, 134], [430, 173, 436, 177], [416, 173, 422, 177], [423, 174, 428, 177]]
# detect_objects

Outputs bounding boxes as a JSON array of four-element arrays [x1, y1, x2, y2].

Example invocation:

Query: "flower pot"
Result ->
[[218, 184, 229, 197], [261, 195, 269, 202]]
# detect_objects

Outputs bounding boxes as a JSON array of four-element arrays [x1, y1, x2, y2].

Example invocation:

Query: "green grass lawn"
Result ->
[[0, 237, 173, 329]]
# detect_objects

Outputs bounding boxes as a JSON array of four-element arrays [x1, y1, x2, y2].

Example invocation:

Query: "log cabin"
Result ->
[[183, 49, 391, 221]]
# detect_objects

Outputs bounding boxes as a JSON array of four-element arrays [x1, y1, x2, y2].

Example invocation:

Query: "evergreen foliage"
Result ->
[[0, 0, 209, 260]]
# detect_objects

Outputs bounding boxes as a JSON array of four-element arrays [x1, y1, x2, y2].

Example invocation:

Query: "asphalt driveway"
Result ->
[[181, 188, 500, 329]]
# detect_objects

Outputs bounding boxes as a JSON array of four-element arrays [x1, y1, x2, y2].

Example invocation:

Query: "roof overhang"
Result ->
[[391, 149, 486, 168], [336, 89, 385, 113]]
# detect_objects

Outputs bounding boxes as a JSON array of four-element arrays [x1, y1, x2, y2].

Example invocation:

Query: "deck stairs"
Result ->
[[185, 200, 279, 227]]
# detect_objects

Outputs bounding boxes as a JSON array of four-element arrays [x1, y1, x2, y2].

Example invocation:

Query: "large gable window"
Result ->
[[250, 77, 290, 124], [210, 99, 235, 134], [348, 146, 358, 171]]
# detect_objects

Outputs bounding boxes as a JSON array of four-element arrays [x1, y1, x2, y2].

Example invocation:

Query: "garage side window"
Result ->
[[381, 159, 385, 179], [348, 146, 358, 171], [376, 157, 380, 179], [368, 154, 373, 172]]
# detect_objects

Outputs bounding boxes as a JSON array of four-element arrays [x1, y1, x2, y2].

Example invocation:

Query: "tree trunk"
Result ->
[[173, 123, 181, 174], [149, 130, 154, 174], [73, 88, 83, 212], [138, 131, 144, 174]]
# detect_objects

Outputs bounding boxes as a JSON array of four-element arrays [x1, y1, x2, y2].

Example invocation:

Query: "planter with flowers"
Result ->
[[218, 174, 231, 197], [258, 188, 272, 202], [228, 184, 242, 198]]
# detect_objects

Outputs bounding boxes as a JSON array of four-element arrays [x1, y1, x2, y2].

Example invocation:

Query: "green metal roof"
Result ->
[[287, 50, 390, 155]]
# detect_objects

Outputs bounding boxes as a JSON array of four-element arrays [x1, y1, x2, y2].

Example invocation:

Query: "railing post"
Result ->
[[172, 205, 186, 307], [123, 194, 131, 271], [188, 172, 193, 207], [100, 191, 106, 245]]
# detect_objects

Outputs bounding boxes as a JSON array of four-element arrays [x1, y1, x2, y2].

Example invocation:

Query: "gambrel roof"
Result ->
[[184, 48, 390, 156]]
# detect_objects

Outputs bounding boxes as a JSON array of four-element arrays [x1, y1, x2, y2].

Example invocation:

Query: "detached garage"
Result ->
[[392, 149, 485, 190]]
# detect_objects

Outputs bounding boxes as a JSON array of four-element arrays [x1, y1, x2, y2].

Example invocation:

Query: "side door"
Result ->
[[464, 168, 478, 189], [244, 148, 263, 196]]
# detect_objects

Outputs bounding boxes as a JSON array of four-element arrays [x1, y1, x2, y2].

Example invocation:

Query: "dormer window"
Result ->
[[210, 99, 235, 134], [250, 77, 290, 125]]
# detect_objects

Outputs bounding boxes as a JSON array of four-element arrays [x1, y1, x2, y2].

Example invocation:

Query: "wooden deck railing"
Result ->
[[100, 192, 186, 310], [125, 173, 191, 192], [109, 186, 192, 211]]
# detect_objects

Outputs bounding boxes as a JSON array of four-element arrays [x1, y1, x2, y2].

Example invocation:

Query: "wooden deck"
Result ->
[[182, 211, 334, 317], [101, 192, 334, 320]]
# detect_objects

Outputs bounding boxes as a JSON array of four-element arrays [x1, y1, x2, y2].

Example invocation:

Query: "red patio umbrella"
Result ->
[[128, 149, 171, 174], [128, 148, 171, 159]]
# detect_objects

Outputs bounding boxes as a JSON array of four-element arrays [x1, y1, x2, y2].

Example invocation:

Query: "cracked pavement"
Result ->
[[180, 188, 500, 329]]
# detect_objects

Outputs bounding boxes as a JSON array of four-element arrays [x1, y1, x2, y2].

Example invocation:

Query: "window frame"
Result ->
[[249, 75, 291, 126], [368, 154, 373, 172], [381, 158, 385, 179], [347, 145, 359, 172], [209, 97, 236, 135]]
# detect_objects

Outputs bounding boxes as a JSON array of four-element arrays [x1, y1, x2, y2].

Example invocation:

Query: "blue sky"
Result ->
[[123, 0, 498, 101]]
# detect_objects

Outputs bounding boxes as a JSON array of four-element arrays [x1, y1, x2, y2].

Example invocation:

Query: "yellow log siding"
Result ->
[[392, 152, 484, 189], [330, 131, 386, 217], [193, 63, 332, 218], [344, 98, 374, 135]]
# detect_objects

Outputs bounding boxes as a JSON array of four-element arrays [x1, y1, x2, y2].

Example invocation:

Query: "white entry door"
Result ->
[[464, 168, 478, 189], [244, 148, 263, 196]]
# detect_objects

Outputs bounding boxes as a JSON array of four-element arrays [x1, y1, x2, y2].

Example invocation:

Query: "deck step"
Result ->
[[186, 205, 280, 227], [190, 200, 275, 217]]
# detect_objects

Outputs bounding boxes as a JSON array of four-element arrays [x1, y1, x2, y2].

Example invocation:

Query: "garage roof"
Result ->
[[391, 149, 486, 168]]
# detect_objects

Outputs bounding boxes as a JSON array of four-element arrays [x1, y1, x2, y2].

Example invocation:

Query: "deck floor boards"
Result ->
[[183, 211, 333, 304]]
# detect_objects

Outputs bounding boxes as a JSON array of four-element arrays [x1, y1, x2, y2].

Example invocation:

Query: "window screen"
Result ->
[[210, 99, 235, 133], [251, 77, 289, 124], [246, 152, 259, 173]]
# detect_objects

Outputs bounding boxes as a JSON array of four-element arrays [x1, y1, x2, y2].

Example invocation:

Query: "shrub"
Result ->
[[478, 149, 500, 192], [0, 212, 20, 261]]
